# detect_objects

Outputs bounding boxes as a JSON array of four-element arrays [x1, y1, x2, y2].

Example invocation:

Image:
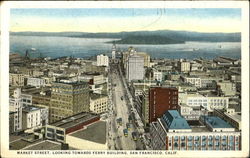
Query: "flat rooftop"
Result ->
[[90, 93, 108, 100], [203, 116, 234, 129], [70, 121, 106, 144], [51, 112, 99, 129], [22, 106, 41, 112], [191, 126, 210, 132], [10, 139, 42, 150], [23, 140, 61, 150]]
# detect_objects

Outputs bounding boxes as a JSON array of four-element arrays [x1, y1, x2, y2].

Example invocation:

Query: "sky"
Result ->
[[10, 8, 241, 33]]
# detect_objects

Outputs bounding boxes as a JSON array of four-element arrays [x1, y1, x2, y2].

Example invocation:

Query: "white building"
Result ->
[[9, 73, 24, 86], [90, 94, 108, 114], [126, 55, 144, 82], [179, 104, 204, 120], [9, 88, 32, 132], [27, 77, 46, 88], [179, 93, 229, 111], [217, 81, 236, 96], [25, 106, 48, 129], [153, 71, 163, 82], [97, 54, 109, 67], [178, 61, 190, 72], [190, 62, 202, 71], [22, 106, 42, 129], [182, 76, 201, 88], [93, 75, 106, 85]]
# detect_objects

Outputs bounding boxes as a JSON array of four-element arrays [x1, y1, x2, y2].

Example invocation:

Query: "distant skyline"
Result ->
[[11, 8, 241, 33]]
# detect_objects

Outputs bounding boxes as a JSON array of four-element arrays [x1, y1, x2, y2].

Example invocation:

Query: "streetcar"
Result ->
[[123, 129, 128, 137], [132, 132, 138, 141], [116, 117, 122, 126], [126, 123, 131, 131]]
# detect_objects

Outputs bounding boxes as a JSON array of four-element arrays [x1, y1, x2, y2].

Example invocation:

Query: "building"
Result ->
[[122, 48, 151, 68], [149, 87, 178, 123], [150, 110, 241, 150], [216, 81, 236, 96], [111, 44, 116, 60], [178, 61, 190, 72], [22, 105, 49, 130], [93, 74, 106, 85], [90, 94, 108, 114], [179, 104, 204, 120], [190, 61, 203, 71], [182, 76, 201, 88], [130, 80, 157, 97], [141, 90, 150, 126], [45, 112, 100, 143], [66, 121, 107, 149], [153, 71, 163, 82], [9, 88, 33, 132], [9, 112, 16, 134], [126, 55, 145, 82], [27, 77, 46, 88], [50, 81, 90, 123], [179, 93, 229, 112], [97, 54, 109, 67], [9, 73, 24, 86]]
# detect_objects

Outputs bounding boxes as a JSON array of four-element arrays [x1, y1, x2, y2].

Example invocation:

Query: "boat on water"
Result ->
[[31, 48, 36, 51], [180, 48, 200, 52]]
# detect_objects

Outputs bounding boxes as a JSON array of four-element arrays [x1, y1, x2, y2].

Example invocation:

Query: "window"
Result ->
[[56, 130, 64, 135], [47, 133, 53, 138], [57, 135, 64, 141], [174, 136, 179, 141], [47, 128, 54, 132], [188, 136, 193, 141]]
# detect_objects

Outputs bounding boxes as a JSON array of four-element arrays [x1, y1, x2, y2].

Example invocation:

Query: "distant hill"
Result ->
[[10, 30, 241, 42], [107, 35, 185, 44]]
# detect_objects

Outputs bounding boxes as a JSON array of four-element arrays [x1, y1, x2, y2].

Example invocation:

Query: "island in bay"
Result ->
[[107, 35, 185, 45]]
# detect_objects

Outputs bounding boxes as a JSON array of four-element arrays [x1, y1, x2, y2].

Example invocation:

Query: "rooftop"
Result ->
[[191, 126, 210, 132], [161, 110, 191, 130], [10, 139, 42, 150], [90, 93, 108, 100], [23, 140, 61, 150], [70, 121, 106, 144], [203, 116, 234, 129], [53, 81, 88, 86], [51, 112, 99, 129], [22, 106, 41, 112]]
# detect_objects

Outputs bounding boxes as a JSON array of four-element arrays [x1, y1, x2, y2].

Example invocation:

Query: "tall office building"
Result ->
[[122, 48, 151, 69], [97, 54, 109, 67], [9, 88, 32, 132], [178, 61, 190, 72], [149, 87, 178, 123], [126, 54, 144, 82], [50, 81, 90, 123]]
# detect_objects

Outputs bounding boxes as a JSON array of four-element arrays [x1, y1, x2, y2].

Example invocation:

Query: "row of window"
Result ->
[[169, 136, 239, 142]]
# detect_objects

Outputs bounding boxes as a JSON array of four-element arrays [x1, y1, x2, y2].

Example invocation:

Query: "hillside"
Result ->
[[107, 35, 185, 44], [10, 30, 241, 42]]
